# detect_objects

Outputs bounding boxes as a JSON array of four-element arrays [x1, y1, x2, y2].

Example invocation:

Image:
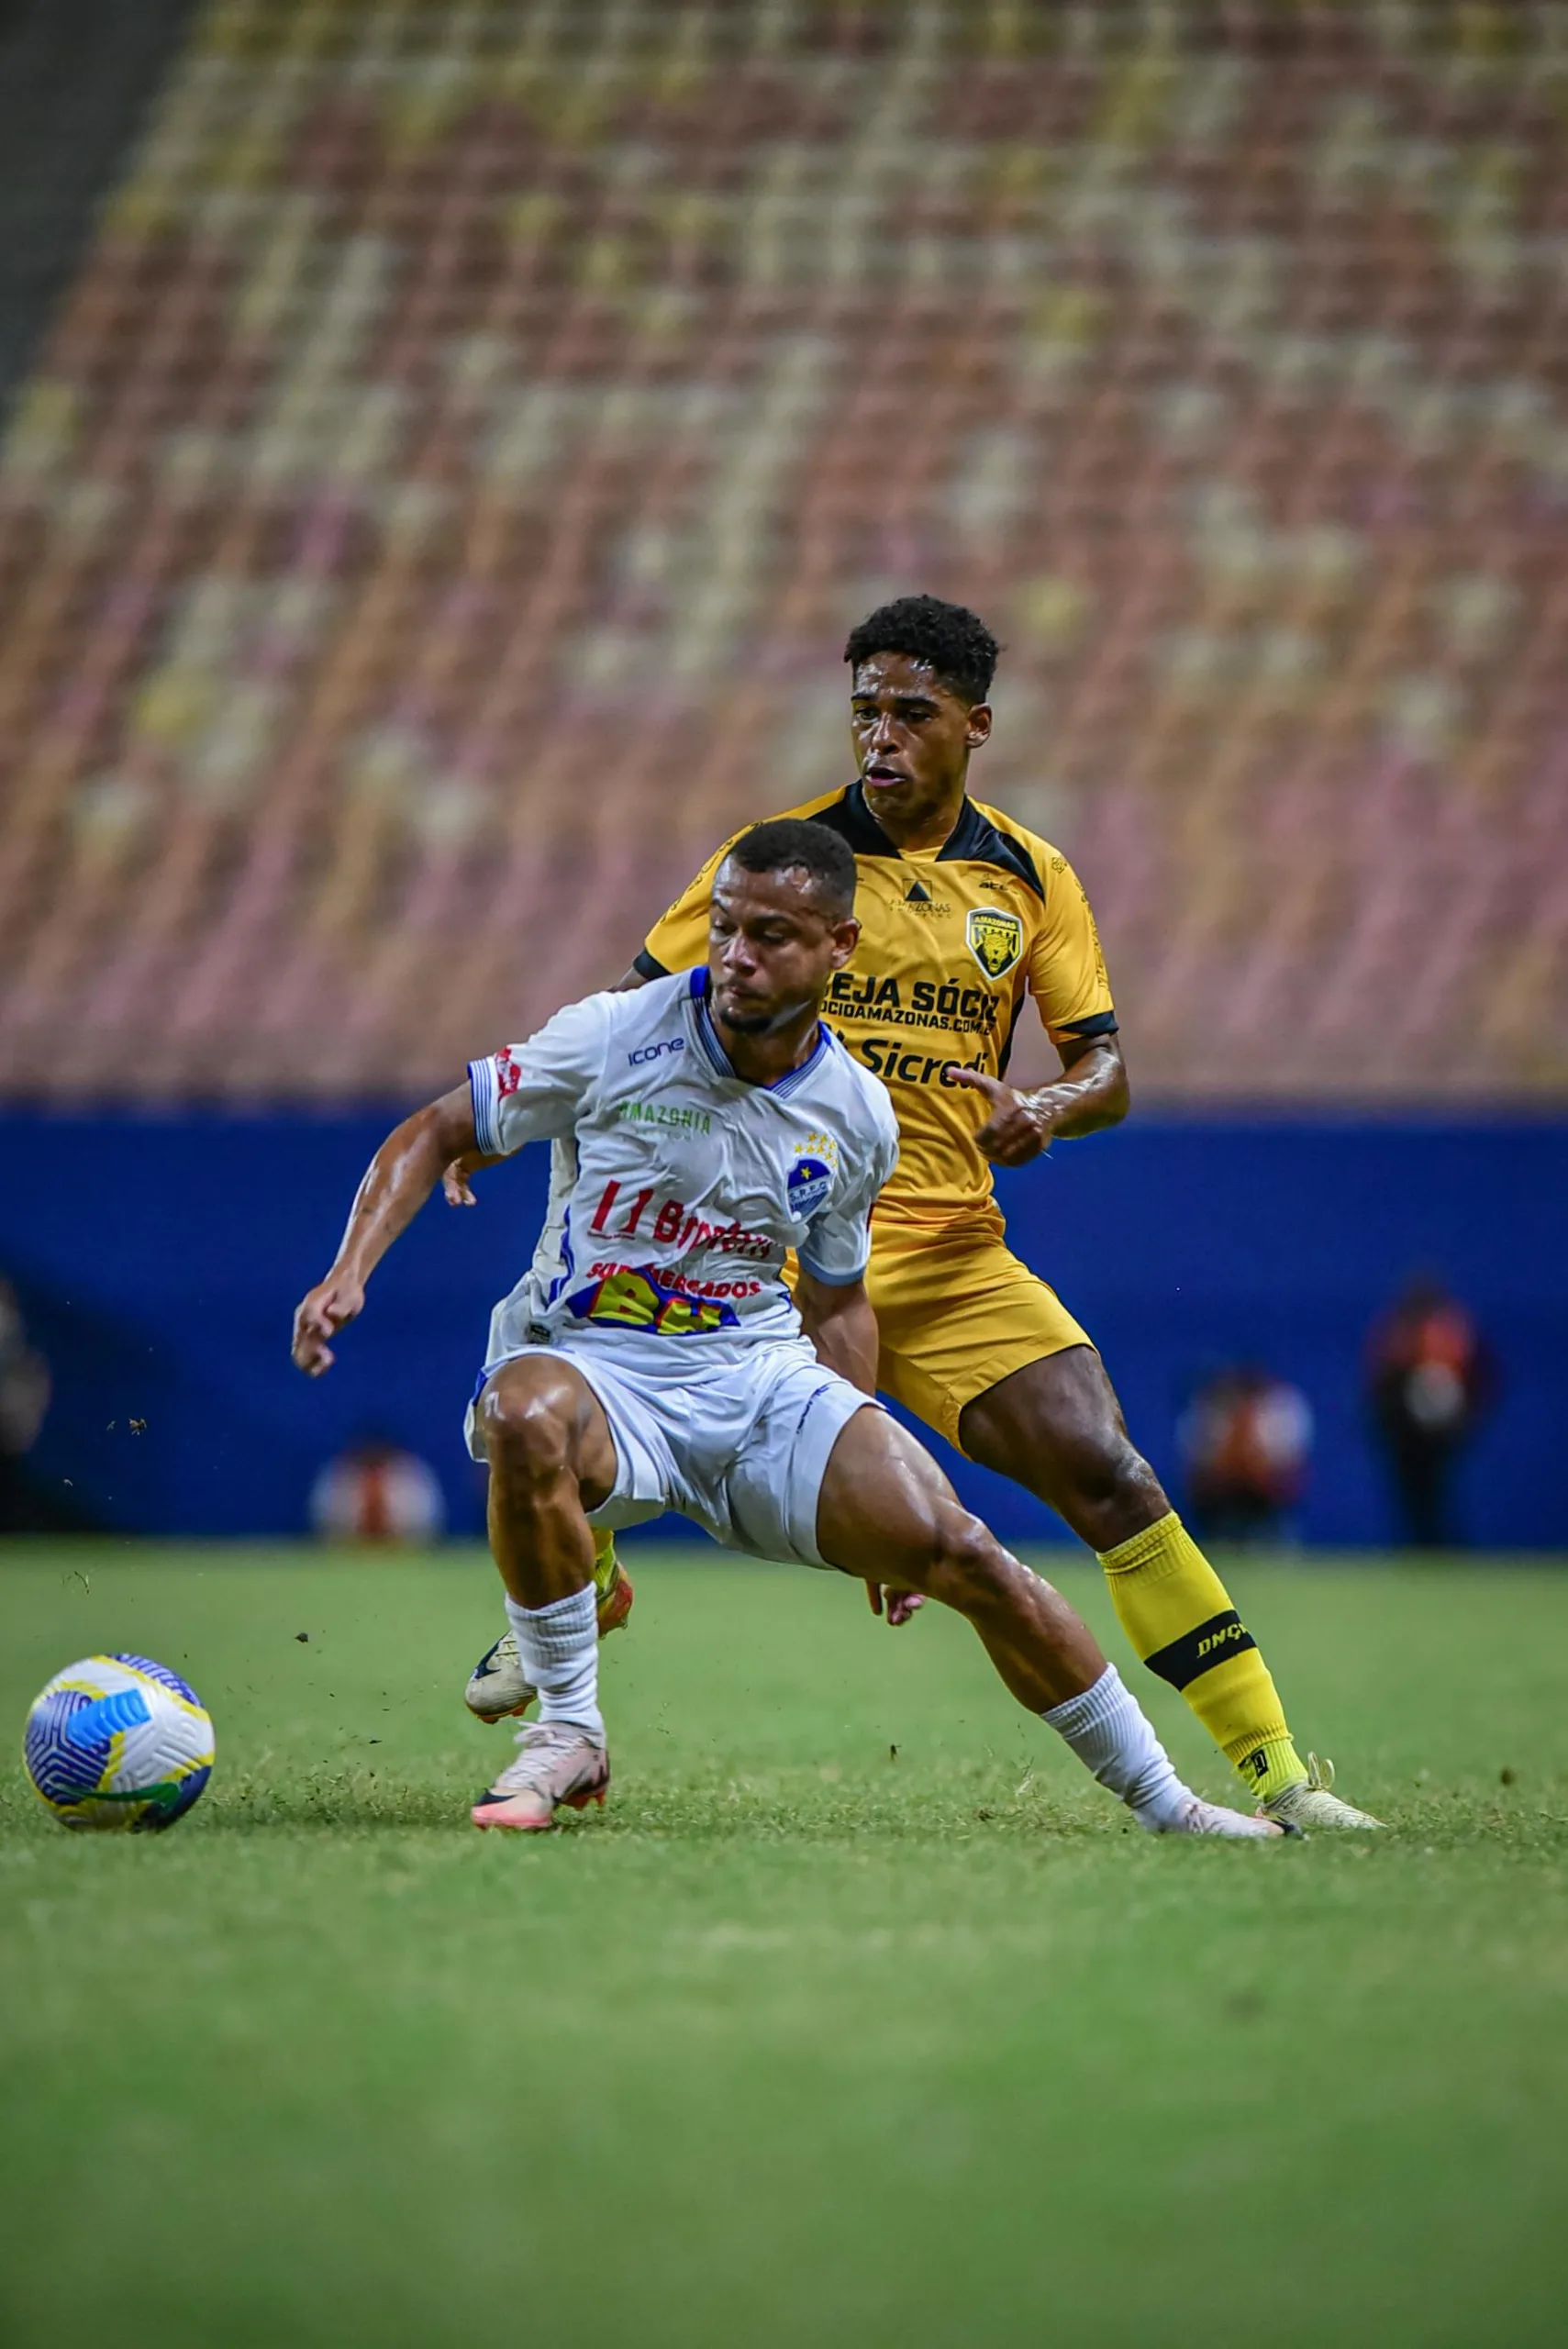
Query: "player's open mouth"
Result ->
[[863, 763, 907, 785]]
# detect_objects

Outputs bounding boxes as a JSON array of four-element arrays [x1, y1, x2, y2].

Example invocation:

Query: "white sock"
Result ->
[[504, 1586, 604, 1744], [1042, 1663, 1193, 1833]]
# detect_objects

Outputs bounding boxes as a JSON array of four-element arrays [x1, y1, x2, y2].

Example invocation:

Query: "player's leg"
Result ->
[[1403, 1432, 1450, 1548], [465, 1527, 634, 1724], [866, 1228, 1378, 1830], [821, 1405, 1102, 1709], [812, 1407, 1282, 1838], [469, 1355, 619, 1831], [959, 1348, 1381, 1830], [463, 1148, 636, 1722]]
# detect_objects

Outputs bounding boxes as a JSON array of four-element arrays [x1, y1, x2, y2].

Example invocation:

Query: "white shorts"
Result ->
[[463, 1336, 878, 1569]]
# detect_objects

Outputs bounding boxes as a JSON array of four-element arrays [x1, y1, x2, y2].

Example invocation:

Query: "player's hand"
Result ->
[[443, 1154, 481, 1206], [866, 1581, 926, 1627], [949, 1068, 1060, 1167], [291, 1273, 366, 1376], [444, 1149, 506, 1205]]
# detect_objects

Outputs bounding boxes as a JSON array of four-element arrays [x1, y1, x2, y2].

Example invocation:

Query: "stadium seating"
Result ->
[[0, 0, 1564, 1102]]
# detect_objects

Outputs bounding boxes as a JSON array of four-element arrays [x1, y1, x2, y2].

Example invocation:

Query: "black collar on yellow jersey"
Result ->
[[808, 781, 1045, 901]]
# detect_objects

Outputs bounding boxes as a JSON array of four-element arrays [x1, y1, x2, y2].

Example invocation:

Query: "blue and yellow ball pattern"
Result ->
[[24, 1653, 215, 1831]]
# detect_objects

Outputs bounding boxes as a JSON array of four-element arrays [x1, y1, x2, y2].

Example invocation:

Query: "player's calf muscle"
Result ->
[[929, 1528, 1105, 1709]]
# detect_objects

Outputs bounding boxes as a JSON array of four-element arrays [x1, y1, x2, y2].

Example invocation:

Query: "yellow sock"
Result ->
[[1097, 1511, 1306, 1803]]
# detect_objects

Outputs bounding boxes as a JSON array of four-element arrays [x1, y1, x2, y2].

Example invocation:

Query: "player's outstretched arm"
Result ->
[[293, 1084, 479, 1375], [951, 1034, 1129, 1168]]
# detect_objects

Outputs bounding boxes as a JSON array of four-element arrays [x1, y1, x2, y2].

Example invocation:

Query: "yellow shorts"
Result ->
[[866, 1217, 1094, 1453]]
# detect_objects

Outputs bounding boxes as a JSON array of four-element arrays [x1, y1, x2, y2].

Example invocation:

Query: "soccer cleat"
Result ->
[[464, 1553, 635, 1725], [465, 1630, 534, 1723], [1157, 1798, 1293, 1839], [472, 1723, 610, 1831], [595, 1553, 635, 1635], [1260, 1753, 1383, 1831]]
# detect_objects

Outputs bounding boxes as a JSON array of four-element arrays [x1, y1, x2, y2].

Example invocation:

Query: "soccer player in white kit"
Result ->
[[292, 821, 1283, 1840]]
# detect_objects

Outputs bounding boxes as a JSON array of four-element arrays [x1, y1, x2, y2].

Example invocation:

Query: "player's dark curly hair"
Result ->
[[843, 594, 1000, 706], [724, 818, 857, 918]]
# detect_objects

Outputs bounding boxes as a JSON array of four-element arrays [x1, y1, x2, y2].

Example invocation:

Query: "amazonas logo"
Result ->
[[966, 907, 1024, 981], [786, 1155, 833, 1219]]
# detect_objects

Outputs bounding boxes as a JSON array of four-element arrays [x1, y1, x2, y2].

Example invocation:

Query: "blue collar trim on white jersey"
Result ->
[[687, 968, 830, 1097]]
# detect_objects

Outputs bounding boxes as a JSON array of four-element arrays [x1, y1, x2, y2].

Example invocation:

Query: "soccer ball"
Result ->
[[23, 1653, 215, 1831]]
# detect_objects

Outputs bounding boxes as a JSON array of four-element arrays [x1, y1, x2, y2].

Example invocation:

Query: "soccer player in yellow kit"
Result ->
[[463, 596, 1377, 1830]]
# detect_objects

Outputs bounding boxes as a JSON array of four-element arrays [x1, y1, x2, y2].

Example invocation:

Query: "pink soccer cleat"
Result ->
[[472, 1723, 611, 1832]]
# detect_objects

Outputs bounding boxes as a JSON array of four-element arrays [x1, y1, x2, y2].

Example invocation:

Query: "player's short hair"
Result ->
[[720, 818, 857, 920], [844, 594, 1000, 705]]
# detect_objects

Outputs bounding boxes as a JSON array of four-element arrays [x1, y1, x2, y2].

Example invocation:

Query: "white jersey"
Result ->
[[468, 969, 900, 1370]]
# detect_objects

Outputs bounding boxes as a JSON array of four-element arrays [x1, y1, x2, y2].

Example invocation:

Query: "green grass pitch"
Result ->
[[3, 1544, 1567, 2349]]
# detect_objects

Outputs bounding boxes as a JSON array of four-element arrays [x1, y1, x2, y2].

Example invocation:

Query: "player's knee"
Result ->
[[924, 1508, 1010, 1609], [478, 1374, 575, 1486], [1071, 1438, 1167, 1542]]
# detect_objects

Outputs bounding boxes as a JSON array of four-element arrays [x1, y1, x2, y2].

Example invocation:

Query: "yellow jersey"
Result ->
[[636, 782, 1117, 1233]]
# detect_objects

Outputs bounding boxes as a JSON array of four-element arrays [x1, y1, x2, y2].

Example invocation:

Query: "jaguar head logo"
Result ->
[[965, 907, 1023, 981]]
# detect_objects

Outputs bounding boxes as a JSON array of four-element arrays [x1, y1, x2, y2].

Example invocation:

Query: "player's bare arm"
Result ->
[[951, 1032, 1130, 1170], [294, 1084, 478, 1374], [795, 1265, 879, 1396]]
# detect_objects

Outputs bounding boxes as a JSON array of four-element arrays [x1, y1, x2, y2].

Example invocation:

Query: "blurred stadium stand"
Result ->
[[1, 0, 1565, 1106], [1, 2, 1563, 1545]]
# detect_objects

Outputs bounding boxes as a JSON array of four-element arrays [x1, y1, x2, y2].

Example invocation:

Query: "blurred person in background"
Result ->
[[309, 1435, 446, 1547], [1180, 1364, 1313, 1549], [0, 1275, 53, 1534], [1367, 1276, 1492, 1551]]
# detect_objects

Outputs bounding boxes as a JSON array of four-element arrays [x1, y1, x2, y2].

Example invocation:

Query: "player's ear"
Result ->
[[828, 915, 860, 970], [966, 702, 993, 750]]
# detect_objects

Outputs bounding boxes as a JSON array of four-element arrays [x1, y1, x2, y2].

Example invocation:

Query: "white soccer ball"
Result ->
[[23, 1653, 215, 1831]]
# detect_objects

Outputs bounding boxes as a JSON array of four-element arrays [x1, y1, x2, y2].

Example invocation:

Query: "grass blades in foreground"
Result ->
[[2, 1545, 1566, 2348]]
